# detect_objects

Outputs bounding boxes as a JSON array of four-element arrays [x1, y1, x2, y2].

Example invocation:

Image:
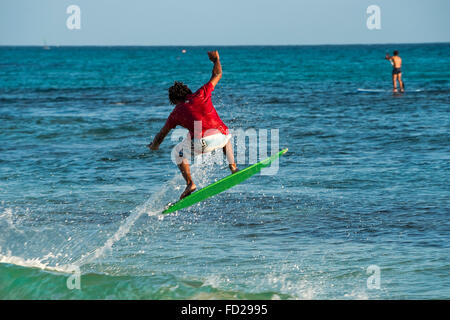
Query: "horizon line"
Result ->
[[1, 41, 449, 48]]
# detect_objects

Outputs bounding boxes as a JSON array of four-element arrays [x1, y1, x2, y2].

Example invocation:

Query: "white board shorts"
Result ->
[[172, 133, 232, 164]]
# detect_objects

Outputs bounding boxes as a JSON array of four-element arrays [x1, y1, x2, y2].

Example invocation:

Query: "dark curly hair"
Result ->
[[168, 81, 192, 105]]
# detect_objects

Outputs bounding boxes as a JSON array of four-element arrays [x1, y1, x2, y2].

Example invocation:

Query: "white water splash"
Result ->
[[75, 152, 223, 266], [0, 207, 26, 234], [0, 173, 171, 272], [74, 166, 187, 266], [1, 153, 223, 274], [75, 208, 160, 266], [0, 247, 73, 274]]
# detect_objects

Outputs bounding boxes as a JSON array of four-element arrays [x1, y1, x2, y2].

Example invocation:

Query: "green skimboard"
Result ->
[[162, 148, 288, 214]]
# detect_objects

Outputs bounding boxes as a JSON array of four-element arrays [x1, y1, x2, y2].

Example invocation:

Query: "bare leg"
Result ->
[[222, 140, 238, 173], [398, 73, 404, 92], [178, 159, 196, 199], [392, 74, 398, 92]]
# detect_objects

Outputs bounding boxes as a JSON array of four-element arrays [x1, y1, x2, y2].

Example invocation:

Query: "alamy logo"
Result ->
[[66, 265, 81, 290], [366, 5, 381, 30], [170, 123, 281, 176], [366, 265, 381, 290], [66, 5, 81, 30]]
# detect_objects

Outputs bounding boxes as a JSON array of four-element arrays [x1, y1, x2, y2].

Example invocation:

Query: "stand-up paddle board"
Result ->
[[162, 148, 288, 214], [357, 88, 422, 93]]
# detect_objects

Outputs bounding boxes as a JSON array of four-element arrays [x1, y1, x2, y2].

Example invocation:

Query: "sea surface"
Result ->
[[0, 44, 449, 299]]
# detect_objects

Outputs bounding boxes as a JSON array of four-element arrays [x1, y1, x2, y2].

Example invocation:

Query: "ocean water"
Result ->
[[0, 44, 449, 299]]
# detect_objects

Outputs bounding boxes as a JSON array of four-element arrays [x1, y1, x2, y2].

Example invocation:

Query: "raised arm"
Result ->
[[207, 51, 222, 87], [385, 53, 394, 66]]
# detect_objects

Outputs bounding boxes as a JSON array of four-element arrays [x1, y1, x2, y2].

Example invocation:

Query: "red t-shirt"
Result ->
[[164, 82, 229, 139]]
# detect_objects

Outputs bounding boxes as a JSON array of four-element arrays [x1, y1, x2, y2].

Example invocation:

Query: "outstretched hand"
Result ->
[[148, 142, 158, 151], [208, 50, 219, 62]]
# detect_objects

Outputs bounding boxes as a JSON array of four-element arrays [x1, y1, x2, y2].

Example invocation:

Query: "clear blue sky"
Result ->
[[1, 0, 449, 45]]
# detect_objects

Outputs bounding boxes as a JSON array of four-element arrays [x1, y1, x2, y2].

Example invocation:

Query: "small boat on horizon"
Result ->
[[43, 39, 50, 50]]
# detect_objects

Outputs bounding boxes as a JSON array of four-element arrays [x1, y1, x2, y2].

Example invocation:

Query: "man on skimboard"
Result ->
[[148, 51, 238, 199], [385, 50, 404, 92]]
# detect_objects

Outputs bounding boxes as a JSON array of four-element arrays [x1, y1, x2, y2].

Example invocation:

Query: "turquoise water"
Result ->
[[0, 44, 449, 299]]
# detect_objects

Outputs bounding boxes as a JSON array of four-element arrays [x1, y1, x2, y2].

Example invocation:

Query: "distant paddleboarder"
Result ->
[[148, 51, 238, 199], [385, 50, 404, 92]]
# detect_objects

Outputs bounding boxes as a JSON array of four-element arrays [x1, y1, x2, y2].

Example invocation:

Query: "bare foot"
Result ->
[[229, 164, 239, 174], [180, 182, 196, 199]]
